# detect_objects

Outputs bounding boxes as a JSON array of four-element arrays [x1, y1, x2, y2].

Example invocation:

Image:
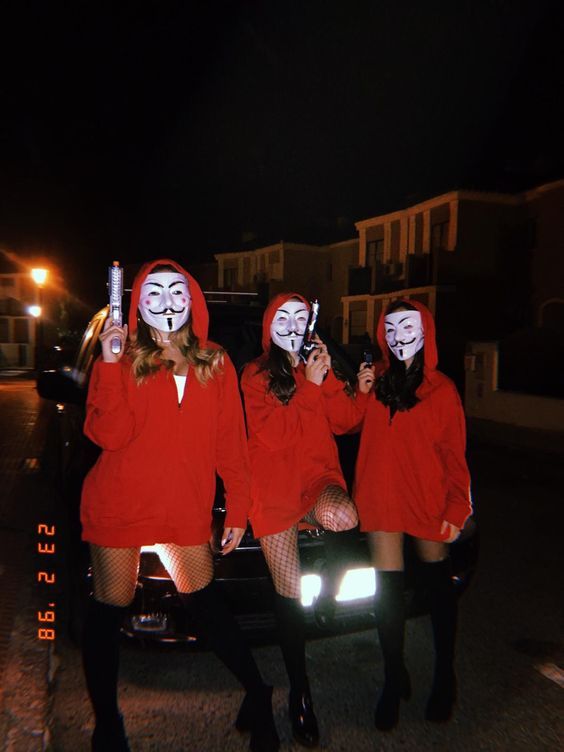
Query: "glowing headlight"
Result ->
[[300, 574, 322, 607], [335, 567, 376, 602], [141, 545, 160, 554]]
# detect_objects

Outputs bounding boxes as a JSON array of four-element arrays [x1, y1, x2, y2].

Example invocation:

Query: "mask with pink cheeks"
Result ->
[[270, 299, 309, 353], [139, 272, 191, 333], [384, 310, 424, 361]]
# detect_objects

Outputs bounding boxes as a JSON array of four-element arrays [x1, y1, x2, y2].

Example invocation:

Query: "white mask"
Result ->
[[270, 299, 309, 353], [139, 272, 191, 333], [384, 310, 424, 361]]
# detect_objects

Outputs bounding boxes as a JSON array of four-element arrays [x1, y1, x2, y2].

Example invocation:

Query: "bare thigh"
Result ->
[[413, 537, 448, 563], [89, 544, 140, 607], [155, 542, 214, 594]]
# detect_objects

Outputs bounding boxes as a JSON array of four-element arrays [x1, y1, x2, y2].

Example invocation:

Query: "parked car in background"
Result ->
[[37, 291, 478, 646]]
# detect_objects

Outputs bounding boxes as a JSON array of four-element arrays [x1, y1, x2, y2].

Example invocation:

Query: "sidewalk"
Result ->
[[0, 370, 35, 379], [467, 416, 564, 456]]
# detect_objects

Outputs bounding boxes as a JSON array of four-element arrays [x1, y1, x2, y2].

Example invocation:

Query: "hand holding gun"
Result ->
[[357, 349, 376, 394], [299, 299, 332, 384], [100, 261, 128, 363], [299, 299, 320, 363]]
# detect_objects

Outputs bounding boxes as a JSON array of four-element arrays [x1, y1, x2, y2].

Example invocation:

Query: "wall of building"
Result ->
[[527, 182, 564, 329], [465, 341, 564, 431], [282, 245, 331, 305], [324, 239, 358, 340], [0, 273, 37, 368], [455, 198, 519, 278]]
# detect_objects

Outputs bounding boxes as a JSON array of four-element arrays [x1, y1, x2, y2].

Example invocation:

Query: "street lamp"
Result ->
[[31, 268, 49, 370], [31, 268, 48, 286]]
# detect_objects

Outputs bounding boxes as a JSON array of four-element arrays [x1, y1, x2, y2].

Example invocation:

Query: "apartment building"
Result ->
[[213, 180, 563, 386], [342, 179, 564, 383], [0, 271, 39, 368], [215, 238, 359, 340]]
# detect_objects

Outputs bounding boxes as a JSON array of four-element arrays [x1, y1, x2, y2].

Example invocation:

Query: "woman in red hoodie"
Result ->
[[241, 293, 364, 748], [355, 299, 472, 732], [81, 260, 278, 752]]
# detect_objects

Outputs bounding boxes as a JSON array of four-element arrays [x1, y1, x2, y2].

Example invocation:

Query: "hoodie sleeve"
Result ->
[[241, 363, 323, 450], [83, 359, 138, 451], [437, 383, 473, 529], [216, 354, 252, 529], [321, 370, 369, 434]]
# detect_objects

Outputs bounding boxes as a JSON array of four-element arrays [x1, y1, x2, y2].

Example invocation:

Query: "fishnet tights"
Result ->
[[90, 542, 214, 607], [302, 484, 358, 530], [260, 484, 358, 598]]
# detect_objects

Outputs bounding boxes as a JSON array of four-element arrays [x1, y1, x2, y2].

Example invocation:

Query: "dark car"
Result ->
[[37, 296, 478, 645]]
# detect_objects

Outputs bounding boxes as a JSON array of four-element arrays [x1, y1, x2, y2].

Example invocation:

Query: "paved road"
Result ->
[[48, 438, 563, 750], [0, 378, 562, 751], [0, 375, 52, 752]]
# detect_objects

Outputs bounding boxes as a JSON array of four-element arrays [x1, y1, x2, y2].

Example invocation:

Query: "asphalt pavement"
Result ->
[[0, 372, 56, 752], [0, 374, 562, 751]]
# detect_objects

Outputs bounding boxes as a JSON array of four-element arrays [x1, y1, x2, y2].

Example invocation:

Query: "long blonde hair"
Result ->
[[128, 308, 223, 385]]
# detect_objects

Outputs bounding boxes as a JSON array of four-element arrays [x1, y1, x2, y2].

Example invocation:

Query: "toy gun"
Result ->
[[108, 261, 124, 354], [299, 299, 320, 363]]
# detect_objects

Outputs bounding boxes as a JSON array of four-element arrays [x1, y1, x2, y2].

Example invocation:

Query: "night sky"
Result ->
[[1, 0, 563, 308]]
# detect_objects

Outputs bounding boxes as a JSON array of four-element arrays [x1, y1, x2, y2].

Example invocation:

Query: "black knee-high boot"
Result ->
[[421, 559, 457, 722], [374, 571, 411, 732], [82, 598, 130, 752], [178, 581, 279, 752], [314, 528, 355, 629], [273, 593, 319, 748]]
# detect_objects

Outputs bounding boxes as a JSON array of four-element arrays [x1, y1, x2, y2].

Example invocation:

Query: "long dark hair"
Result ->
[[257, 343, 353, 405], [257, 344, 298, 405], [375, 301, 424, 415]]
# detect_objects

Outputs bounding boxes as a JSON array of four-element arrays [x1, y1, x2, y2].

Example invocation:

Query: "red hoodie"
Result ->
[[241, 292, 366, 537], [353, 299, 472, 540], [81, 259, 251, 547]]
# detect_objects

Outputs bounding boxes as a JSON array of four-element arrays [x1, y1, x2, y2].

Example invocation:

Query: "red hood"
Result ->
[[261, 292, 310, 353], [376, 299, 438, 372], [128, 258, 209, 346]]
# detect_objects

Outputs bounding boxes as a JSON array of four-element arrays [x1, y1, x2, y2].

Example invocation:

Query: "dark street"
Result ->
[[0, 377, 561, 751], [1, 3, 563, 750]]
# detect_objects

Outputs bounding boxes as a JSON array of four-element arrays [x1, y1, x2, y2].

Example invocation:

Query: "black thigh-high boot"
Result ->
[[178, 581, 279, 752], [421, 559, 458, 722], [82, 598, 130, 752], [314, 528, 355, 629], [273, 593, 319, 748], [374, 571, 411, 732]]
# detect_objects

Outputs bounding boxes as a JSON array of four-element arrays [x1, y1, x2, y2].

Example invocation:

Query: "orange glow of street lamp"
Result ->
[[31, 268, 48, 286]]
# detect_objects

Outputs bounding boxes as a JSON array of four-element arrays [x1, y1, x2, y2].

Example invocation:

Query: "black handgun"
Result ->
[[299, 299, 320, 363]]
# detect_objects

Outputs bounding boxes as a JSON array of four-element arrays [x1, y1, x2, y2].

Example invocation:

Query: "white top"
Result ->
[[173, 374, 187, 403]]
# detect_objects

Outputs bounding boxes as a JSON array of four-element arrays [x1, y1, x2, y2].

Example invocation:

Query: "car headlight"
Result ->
[[335, 567, 376, 602], [140, 545, 160, 554], [300, 574, 322, 607]]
